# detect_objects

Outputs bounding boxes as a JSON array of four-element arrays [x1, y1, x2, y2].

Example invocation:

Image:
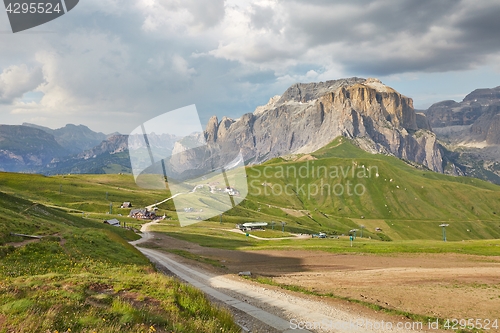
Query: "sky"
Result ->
[[0, 0, 500, 134]]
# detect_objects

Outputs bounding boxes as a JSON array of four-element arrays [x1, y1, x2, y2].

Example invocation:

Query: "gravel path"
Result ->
[[132, 228, 433, 333]]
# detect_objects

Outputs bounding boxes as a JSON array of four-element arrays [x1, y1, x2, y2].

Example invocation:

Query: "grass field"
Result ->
[[2, 137, 500, 241], [0, 191, 239, 332], [1, 135, 500, 331], [147, 222, 500, 256]]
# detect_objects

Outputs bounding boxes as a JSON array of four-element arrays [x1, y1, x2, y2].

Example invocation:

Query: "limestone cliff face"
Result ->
[[486, 114, 500, 145], [423, 86, 500, 183], [203, 78, 444, 173]]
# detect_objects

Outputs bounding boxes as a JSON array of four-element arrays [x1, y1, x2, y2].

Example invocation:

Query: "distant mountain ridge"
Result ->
[[23, 123, 108, 154], [1, 79, 499, 185], [0, 125, 69, 172], [422, 86, 500, 183], [424, 86, 500, 145], [0, 123, 129, 174]]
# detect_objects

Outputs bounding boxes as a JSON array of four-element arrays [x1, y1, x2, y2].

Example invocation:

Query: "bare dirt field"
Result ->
[[143, 233, 500, 325]]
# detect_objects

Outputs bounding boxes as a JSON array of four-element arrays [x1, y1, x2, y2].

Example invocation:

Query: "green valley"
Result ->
[[0, 190, 239, 332], [1, 137, 500, 331]]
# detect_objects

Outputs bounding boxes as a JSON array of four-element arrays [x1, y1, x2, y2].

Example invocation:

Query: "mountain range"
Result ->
[[202, 77, 442, 172], [421, 86, 500, 183], [0, 78, 499, 184]]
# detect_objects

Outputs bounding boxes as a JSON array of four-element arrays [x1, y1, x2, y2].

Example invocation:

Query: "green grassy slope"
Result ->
[[0, 172, 175, 214], [219, 137, 500, 240], [1, 136, 500, 241], [0, 190, 239, 333]]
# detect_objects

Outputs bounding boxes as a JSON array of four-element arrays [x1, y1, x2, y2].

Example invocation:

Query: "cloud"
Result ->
[[171, 54, 196, 78], [1, 0, 500, 133], [138, 0, 225, 33], [208, 0, 500, 76], [0, 64, 44, 104]]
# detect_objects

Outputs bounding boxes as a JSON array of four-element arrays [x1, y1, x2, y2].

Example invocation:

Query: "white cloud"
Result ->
[[137, 0, 225, 33], [172, 54, 196, 78], [0, 64, 44, 104]]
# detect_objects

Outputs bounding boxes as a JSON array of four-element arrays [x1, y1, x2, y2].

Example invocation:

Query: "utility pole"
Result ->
[[439, 224, 449, 242], [109, 202, 113, 215]]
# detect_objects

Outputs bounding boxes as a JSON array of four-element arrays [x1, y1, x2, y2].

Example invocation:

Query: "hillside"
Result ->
[[2, 137, 500, 242], [0, 125, 69, 172], [23, 123, 108, 154], [221, 137, 500, 241], [0, 189, 239, 332], [0, 124, 134, 174]]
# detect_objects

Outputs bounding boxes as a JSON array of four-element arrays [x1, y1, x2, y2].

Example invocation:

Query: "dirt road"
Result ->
[[139, 231, 500, 323], [132, 230, 447, 332]]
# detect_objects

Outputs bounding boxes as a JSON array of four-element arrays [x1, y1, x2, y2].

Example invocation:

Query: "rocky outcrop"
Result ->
[[425, 86, 500, 131], [205, 116, 219, 143], [486, 114, 500, 145], [77, 135, 129, 159], [203, 78, 444, 173], [421, 86, 500, 183], [416, 113, 432, 131]]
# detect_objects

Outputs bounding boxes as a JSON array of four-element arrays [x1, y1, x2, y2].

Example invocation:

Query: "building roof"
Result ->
[[104, 219, 120, 227], [242, 222, 268, 227]]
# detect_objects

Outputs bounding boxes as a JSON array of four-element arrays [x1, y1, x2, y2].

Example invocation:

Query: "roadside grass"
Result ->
[[0, 268, 239, 333]]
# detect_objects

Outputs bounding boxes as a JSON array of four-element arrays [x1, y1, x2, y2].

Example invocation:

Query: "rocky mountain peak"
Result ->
[[205, 115, 219, 143], [463, 86, 500, 104], [254, 95, 281, 115], [333, 79, 417, 131], [277, 77, 366, 103], [203, 77, 442, 172]]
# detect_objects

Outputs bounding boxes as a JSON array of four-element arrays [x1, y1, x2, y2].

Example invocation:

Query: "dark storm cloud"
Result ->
[[255, 0, 500, 75], [455, 2, 500, 48]]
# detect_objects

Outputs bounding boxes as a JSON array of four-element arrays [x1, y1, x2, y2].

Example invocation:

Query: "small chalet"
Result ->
[[129, 208, 156, 220]]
